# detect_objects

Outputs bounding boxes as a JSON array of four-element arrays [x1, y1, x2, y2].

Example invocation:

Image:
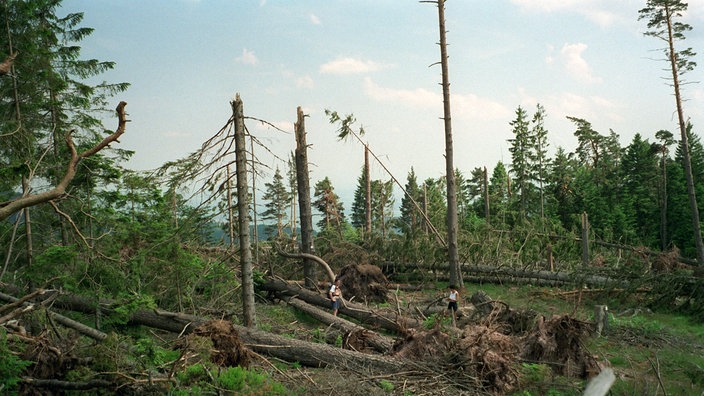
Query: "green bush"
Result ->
[[0, 330, 31, 394]]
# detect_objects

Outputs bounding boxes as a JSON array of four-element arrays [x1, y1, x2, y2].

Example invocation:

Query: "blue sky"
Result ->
[[61, 0, 704, 208]]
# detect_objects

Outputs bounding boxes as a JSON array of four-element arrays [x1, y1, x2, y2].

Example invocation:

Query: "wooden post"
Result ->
[[547, 243, 554, 272]]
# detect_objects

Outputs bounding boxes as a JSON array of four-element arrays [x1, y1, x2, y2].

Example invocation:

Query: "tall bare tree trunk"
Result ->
[[226, 164, 235, 248], [250, 138, 259, 264], [233, 94, 255, 327], [664, 9, 704, 266], [434, 0, 461, 288], [295, 107, 317, 287], [365, 146, 372, 240], [22, 176, 33, 268], [483, 166, 490, 225]]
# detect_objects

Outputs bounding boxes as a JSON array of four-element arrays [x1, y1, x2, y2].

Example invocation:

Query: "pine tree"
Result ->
[[621, 134, 661, 246], [399, 168, 423, 235], [639, 0, 704, 265], [261, 168, 290, 240], [313, 177, 345, 233], [508, 106, 531, 220]]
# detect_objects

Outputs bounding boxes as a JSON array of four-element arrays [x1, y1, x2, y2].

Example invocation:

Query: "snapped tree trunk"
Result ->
[[295, 106, 317, 287], [233, 94, 255, 327]]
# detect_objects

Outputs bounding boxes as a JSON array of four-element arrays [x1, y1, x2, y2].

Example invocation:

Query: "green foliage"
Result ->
[[134, 337, 180, 369], [378, 379, 394, 392], [422, 313, 452, 330], [0, 330, 31, 394], [111, 293, 157, 325], [176, 364, 291, 395]]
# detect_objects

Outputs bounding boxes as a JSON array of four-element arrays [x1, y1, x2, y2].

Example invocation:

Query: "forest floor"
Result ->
[[249, 281, 704, 396]]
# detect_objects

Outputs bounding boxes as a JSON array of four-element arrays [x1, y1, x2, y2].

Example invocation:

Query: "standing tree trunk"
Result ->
[[365, 146, 372, 240], [483, 166, 490, 225], [250, 138, 259, 265], [226, 164, 235, 249], [665, 17, 704, 266], [233, 94, 255, 327], [295, 106, 317, 287], [434, 0, 462, 288]]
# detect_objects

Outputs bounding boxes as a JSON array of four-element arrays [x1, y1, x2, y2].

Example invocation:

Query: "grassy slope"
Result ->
[[253, 282, 704, 395]]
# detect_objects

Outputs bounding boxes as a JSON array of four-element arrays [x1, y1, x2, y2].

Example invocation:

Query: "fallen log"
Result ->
[[261, 278, 422, 334], [121, 307, 408, 372], [0, 291, 107, 341], [283, 296, 395, 353]]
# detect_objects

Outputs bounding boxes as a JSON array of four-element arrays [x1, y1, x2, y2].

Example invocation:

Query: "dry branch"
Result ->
[[0, 101, 128, 221], [0, 52, 16, 75], [0, 291, 107, 341]]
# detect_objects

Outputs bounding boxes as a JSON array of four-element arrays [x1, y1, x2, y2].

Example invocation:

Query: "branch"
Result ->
[[0, 101, 128, 221], [0, 52, 17, 76]]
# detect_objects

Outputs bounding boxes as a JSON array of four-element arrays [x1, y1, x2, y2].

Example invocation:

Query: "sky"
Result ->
[[60, 0, 704, 209]]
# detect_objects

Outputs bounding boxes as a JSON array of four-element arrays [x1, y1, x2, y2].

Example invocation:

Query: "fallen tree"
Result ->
[[283, 296, 395, 353], [261, 278, 422, 334]]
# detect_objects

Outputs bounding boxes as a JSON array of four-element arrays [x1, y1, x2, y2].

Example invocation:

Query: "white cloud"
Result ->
[[555, 43, 603, 84], [363, 78, 510, 122], [236, 48, 258, 65], [511, 0, 628, 27], [296, 75, 314, 89], [310, 14, 321, 25], [320, 57, 390, 75]]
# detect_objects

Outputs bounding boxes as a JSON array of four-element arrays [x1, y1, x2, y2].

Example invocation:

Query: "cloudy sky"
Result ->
[[61, 0, 704, 208]]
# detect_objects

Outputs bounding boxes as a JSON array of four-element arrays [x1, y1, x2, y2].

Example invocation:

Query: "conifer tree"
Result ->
[[261, 167, 290, 240], [639, 0, 704, 265]]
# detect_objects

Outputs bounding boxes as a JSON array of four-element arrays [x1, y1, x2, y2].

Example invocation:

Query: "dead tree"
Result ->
[[295, 106, 317, 287], [0, 101, 128, 221], [233, 95, 256, 327]]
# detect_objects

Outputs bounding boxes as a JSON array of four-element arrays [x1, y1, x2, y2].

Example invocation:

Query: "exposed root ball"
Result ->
[[521, 315, 599, 378], [188, 320, 251, 367], [338, 264, 388, 303]]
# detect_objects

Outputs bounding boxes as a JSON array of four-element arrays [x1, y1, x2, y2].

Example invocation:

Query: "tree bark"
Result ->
[[665, 7, 704, 266], [435, 0, 462, 288], [0, 291, 107, 341], [233, 95, 255, 327], [295, 106, 317, 287], [261, 279, 421, 334], [284, 297, 394, 353]]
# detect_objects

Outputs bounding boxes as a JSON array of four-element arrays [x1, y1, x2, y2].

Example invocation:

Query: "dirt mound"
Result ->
[[181, 320, 251, 367], [338, 264, 388, 303], [521, 314, 599, 378]]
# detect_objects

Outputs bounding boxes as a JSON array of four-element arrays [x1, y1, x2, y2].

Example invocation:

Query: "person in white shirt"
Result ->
[[328, 278, 342, 316], [447, 285, 459, 324]]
